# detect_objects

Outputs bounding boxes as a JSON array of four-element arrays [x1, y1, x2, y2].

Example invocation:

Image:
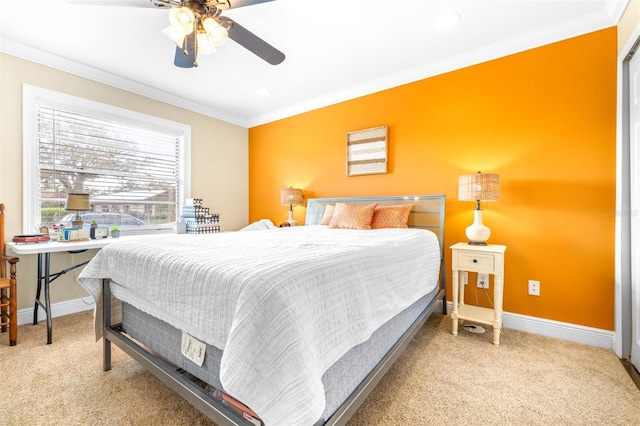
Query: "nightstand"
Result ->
[[450, 242, 507, 345]]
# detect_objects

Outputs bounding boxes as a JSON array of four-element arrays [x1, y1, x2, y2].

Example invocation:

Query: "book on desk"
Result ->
[[12, 234, 50, 244]]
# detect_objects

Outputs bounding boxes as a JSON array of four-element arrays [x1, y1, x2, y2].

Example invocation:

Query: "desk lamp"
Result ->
[[65, 193, 90, 228]]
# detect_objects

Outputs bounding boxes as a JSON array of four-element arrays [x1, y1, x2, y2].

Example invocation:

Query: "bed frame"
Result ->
[[101, 194, 446, 426]]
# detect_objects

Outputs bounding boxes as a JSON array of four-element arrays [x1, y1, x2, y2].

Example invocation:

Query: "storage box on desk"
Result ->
[[184, 215, 219, 225], [186, 223, 220, 234], [181, 206, 211, 217]]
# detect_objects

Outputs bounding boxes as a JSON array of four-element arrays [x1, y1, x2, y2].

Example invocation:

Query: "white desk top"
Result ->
[[7, 236, 129, 255]]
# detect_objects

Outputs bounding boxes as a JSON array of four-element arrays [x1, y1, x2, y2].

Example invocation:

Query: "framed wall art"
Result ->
[[346, 125, 388, 176]]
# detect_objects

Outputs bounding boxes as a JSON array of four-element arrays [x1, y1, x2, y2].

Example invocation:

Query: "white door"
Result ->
[[630, 50, 640, 369]]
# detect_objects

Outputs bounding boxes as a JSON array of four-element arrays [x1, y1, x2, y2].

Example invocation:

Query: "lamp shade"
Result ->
[[65, 193, 90, 211], [458, 173, 500, 202], [280, 188, 303, 206]]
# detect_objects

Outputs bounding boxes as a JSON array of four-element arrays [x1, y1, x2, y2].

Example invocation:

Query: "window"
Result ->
[[23, 84, 191, 235]]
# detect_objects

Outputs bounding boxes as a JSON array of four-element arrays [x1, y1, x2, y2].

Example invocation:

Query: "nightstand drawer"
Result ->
[[455, 250, 496, 273]]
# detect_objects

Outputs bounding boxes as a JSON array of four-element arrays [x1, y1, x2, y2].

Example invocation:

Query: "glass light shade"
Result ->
[[197, 31, 217, 55], [202, 17, 228, 46], [169, 7, 195, 30], [280, 188, 303, 206], [201, 16, 218, 33], [162, 24, 187, 47]]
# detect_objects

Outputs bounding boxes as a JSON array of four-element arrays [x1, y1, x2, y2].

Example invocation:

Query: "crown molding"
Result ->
[[248, 5, 619, 127], [1, 1, 621, 129], [0, 38, 249, 127]]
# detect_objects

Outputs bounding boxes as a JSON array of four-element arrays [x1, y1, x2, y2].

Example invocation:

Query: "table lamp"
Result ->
[[458, 172, 500, 245], [280, 187, 303, 226], [65, 193, 90, 228]]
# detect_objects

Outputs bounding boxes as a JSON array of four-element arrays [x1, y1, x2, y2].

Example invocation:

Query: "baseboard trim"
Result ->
[[20, 298, 614, 350], [17, 297, 95, 326], [440, 300, 614, 350]]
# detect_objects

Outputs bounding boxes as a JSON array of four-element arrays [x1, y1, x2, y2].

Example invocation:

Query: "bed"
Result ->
[[78, 194, 446, 425]]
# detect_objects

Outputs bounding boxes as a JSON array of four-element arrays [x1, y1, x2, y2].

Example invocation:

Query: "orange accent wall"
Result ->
[[249, 28, 617, 330]]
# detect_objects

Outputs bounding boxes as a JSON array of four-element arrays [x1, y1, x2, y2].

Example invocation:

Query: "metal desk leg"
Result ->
[[32, 250, 93, 344], [33, 252, 54, 344], [44, 252, 52, 344], [33, 253, 43, 325]]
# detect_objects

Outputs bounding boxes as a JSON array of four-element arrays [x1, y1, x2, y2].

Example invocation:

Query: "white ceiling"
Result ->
[[0, 0, 626, 127]]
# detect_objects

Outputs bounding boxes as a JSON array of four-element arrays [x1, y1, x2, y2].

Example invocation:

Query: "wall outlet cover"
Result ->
[[477, 273, 489, 288], [528, 280, 541, 296]]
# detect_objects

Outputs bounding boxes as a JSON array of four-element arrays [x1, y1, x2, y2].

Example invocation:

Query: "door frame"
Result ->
[[615, 24, 640, 360]]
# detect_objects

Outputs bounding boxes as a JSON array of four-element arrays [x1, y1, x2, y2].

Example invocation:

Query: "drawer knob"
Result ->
[[473, 259, 478, 263]]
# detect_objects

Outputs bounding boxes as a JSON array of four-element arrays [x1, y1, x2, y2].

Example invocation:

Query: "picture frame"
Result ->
[[346, 125, 388, 176]]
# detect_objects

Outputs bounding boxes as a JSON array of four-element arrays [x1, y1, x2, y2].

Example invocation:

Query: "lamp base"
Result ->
[[465, 209, 491, 245], [286, 209, 298, 226], [71, 212, 84, 229]]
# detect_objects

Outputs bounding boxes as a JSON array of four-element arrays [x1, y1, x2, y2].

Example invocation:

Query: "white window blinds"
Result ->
[[24, 85, 190, 233]]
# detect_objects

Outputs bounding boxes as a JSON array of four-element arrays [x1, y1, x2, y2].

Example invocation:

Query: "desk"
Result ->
[[7, 238, 118, 344]]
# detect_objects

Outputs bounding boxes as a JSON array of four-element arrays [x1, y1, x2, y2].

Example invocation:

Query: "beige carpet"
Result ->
[[2, 311, 640, 425]]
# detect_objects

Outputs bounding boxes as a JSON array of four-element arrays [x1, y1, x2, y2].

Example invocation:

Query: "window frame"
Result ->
[[22, 84, 191, 235]]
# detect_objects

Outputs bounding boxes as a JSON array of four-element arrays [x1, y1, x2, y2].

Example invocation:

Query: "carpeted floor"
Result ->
[[2, 311, 640, 425]]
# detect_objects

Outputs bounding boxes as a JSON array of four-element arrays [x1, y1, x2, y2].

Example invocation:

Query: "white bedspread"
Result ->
[[78, 226, 440, 425]]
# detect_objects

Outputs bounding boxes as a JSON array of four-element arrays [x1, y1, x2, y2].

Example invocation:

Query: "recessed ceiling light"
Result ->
[[256, 87, 272, 97], [435, 10, 460, 30]]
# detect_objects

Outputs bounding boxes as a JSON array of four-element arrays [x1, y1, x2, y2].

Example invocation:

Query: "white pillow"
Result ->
[[239, 219, 276, 232]]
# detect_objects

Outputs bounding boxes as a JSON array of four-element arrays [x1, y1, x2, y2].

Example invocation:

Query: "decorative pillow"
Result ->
[[328, 202, 378, 230], [320, 204, 335, 225], [239, 219, 277, 232], [371, 204, 413, 229]]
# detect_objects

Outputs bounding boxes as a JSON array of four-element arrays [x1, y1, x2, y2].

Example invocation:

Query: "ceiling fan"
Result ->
[[65, 0, 285, 68]]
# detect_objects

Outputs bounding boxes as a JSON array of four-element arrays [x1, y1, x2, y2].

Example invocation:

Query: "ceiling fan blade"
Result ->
[[65, 0, 167, 7], [174, 32, 198, 68], [219, 16, 285, 65], [210, 0, 275, 10]]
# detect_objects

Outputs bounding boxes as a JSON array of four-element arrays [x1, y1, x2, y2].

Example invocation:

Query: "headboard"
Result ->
[[305, 194, 446, 260]]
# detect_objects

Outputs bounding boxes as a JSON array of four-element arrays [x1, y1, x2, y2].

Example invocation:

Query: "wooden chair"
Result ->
[[0, 203, 19, 346]]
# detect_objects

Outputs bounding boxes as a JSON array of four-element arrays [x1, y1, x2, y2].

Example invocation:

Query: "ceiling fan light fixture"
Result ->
[[202, 16, 228, 46], [169, 6, 195, 29], [162, 24, 187, 47], [201, 16, 218, 33], [197, 30, 217, 55], [207, 27, 228, 46]]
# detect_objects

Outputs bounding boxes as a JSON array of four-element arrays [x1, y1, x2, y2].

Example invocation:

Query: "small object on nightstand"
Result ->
[[450, 242, 507, 345]]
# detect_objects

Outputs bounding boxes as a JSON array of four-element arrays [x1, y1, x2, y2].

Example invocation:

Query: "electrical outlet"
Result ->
[[477, 273, 489, 289], [462, 271, 468, 285], [528, 280, 540, 296]]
